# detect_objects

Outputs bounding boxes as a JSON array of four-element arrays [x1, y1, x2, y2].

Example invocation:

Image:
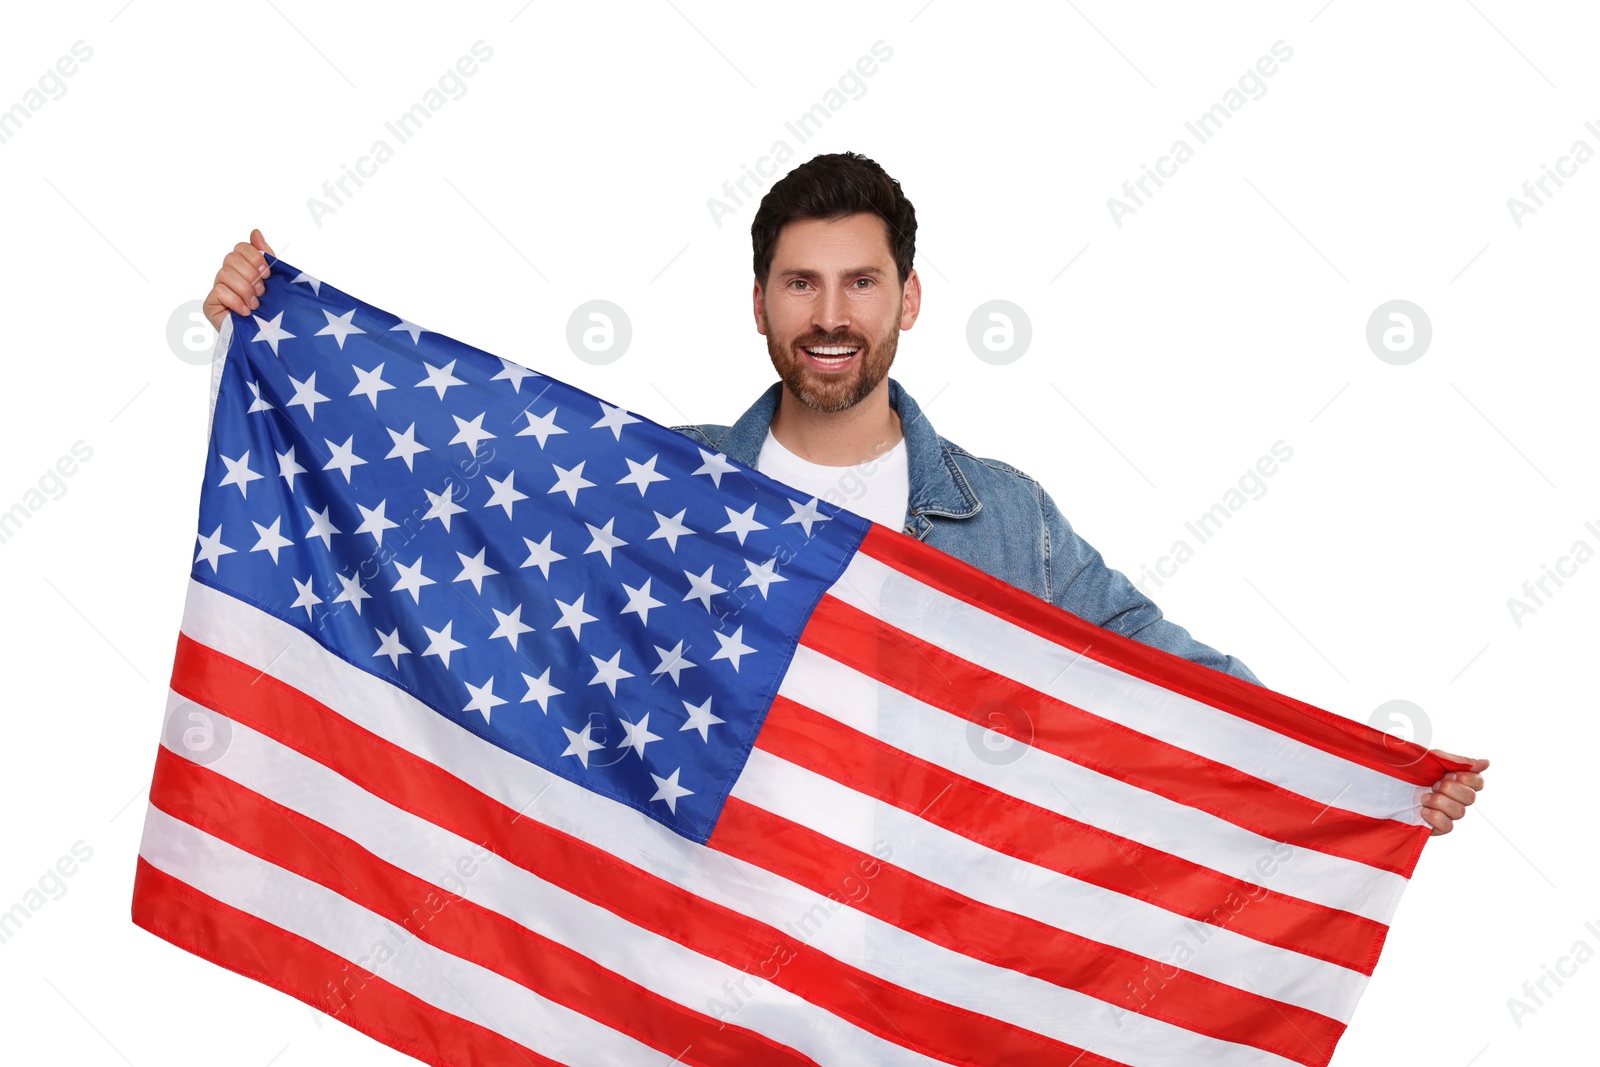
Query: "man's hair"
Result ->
[[751, 151, 917, 287]]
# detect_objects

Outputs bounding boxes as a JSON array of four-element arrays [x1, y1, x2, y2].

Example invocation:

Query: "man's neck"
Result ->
[[768, 378, 903, 467]]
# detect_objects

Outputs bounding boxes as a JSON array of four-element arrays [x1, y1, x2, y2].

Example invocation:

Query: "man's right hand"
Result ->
[[203, 229, 276, 331]]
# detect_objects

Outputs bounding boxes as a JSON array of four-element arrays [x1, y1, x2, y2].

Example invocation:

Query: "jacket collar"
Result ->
[[712, 378, 982, 524]]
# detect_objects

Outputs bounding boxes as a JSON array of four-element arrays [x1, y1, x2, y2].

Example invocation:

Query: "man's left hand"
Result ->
[[1421, 751, 1489, 836]]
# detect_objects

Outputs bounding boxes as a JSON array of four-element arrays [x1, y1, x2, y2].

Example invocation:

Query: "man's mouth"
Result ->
[[799, 344, 860, 369]]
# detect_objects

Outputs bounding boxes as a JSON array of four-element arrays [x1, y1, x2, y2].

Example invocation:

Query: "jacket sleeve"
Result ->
[[1039, 486, 1262, 686]]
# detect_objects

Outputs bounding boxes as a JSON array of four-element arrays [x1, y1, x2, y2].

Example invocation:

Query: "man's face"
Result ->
[[754, 213, 921, 414]]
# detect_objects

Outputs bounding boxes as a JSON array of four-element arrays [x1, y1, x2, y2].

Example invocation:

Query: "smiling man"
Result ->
[[690, 155, 1257, 666], [202, 151, 1487, 833]]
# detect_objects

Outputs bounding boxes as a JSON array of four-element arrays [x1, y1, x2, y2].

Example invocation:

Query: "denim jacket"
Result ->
[[673, 378, 1261, 685]]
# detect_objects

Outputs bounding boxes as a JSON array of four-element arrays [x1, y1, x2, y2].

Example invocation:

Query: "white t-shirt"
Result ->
[[756, 430, 910, 532]]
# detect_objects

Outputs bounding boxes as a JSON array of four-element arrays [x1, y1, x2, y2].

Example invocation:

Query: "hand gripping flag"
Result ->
[[134, 257, 1468, 1067]]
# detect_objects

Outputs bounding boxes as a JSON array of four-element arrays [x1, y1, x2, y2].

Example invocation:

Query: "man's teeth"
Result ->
[[805, 346, 858, 358]]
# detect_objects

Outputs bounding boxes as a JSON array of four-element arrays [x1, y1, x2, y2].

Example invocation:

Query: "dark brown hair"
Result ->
[[751, 151, 917, 287]]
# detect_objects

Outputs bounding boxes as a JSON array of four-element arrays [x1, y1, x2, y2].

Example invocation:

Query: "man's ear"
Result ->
[[752, 277, 768, 335], [899, 268, 922, 331]]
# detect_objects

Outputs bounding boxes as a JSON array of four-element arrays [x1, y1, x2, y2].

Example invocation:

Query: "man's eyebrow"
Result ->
[[778, 265, 888, 279]]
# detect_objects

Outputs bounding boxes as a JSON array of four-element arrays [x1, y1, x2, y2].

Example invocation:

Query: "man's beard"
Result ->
[[767, 321, 900, 415]]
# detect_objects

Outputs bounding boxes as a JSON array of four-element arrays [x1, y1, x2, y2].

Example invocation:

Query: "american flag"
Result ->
[[133, 256, 1464, 1067]]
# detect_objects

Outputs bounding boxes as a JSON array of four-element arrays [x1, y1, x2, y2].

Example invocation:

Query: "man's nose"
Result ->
[[813, 285, 850, 334]]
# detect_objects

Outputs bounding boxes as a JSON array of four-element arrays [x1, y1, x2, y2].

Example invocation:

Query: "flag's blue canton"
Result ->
[[193, 255, 869, 841]]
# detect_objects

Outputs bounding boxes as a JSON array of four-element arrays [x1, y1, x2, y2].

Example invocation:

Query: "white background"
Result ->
[[1, 1, 1594, 1063]]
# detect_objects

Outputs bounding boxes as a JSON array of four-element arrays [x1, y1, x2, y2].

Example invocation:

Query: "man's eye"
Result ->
[[855, 278, 873, 288], [789, 280, 810, 291]]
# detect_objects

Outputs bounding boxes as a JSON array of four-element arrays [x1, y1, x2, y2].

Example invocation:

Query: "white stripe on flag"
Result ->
[[780, 645, 1408, 924], [148, 695, 943, 1067], [733, 747, 1369, 1023], [831, 552, 1428, 826], [139, 805, 666, 1067]]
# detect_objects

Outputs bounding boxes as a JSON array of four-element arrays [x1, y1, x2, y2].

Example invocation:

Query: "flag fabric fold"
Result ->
[[133, 257, 1464, 1067]]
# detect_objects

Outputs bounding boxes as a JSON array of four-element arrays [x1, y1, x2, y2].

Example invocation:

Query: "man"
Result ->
[[202, 151, 1486, 832]]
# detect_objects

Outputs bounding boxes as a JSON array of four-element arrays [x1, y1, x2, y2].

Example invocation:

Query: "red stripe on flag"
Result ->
[[757, 695, 1387, 977], [858, 526, 1468, 794], [168, 632, 1129, 1066], [145, 744, 815, 1067], [711, 797, 1346, 1067], [132, 857, 562, 1067], [802, 594, 1423, 876]]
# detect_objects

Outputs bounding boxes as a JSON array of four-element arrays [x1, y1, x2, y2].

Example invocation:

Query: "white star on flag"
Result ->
[[303, 505, 340, 549], [617, 714, 662, 758], [549, 461, 595, 505], [421, 621, 466, 668], [286, 372, 331, 420], [560, 723, 604, 768], [551, 595, 597, 641], [491, 358, 538, 392], [488, 605, 534, 650], [416, 359, 464, 398], [322, 436, 367, 483], [652, 641, 696, 685], [739, 557, 788, 599], [246, 379, 273, 413], [681, 565, 725, 611], [276, 446, 307, 489], [250, 311, 295, 355], [619, 579, 665, 625], [592, 403, 639, 440], [588, 650, 634, 696], [463, 677, 507, 724], [390, 557, 435, 603], [194, 525, 234, 572], [423, 483, 467, 531], [371, 626, 410, 667], [390, 318, 428, 343], [783, 496, 831, 537], [249, 517, 293, 564], [649, 768, 692, 813], [679, 696, 725, 741], [453, 548, 500, 593], [332, 572, 371, 615], [449, 412, 495, 454], [355, 500, 398, 545], [290, 574, 322, 622], [218, 452, 263, 498], [519, 533, 566, 578], [691, 448, 737, 487], [516, 407, 566, 447], [583, 519, 627, 565], [384, 423, 429, 470], [350, 364, 394, 408], [617, 455, 669, 496], [711, 625, 756, 671], [316, 309, 366, 349], [718, 503, 767, 545], [484, 473, 528, 518], [647, 509, 695, 551], [518, 667, 563, 713]]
